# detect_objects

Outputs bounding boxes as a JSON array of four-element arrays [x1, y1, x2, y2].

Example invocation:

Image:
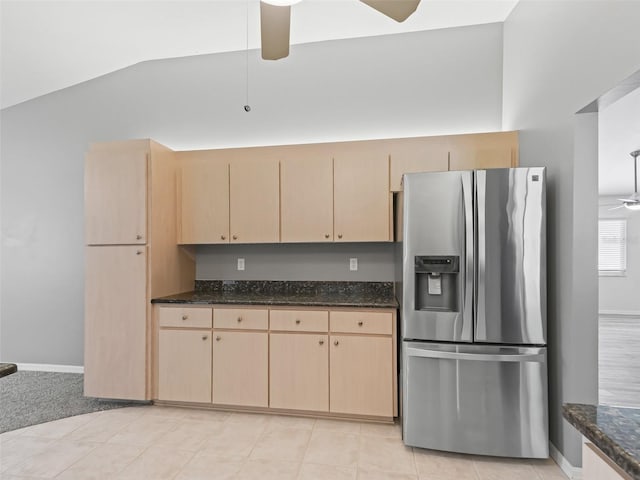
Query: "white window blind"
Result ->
[[598, 219, 627, 275]]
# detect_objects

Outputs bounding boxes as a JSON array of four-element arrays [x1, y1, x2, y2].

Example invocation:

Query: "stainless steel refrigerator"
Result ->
[[401, 167, 548, 458]]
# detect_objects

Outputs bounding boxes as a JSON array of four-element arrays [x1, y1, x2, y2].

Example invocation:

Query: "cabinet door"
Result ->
[[330, 335, 393, 417], [179, 159, 229, 244], [583, 443, 632, 480], [270, 333, 329, 411], [229, 158, 279, 243], [334, 153, 390, 242], [85, 150, 147, 245], [84, 245, 147, 400], [158, 329, 212, 403], [389, 137, 449, 191], [448, 132, 518, 171], [212, 331, 268, 407], [280, 156, 333, 242]]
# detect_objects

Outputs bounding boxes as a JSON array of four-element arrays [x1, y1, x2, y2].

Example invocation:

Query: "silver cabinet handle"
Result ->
[[337, 234, 343, 239], [136, 234, 143, 240], [216, 336, 221, 341], [325, 234, 330, 239], [295, 319, 301, 325], [237, 317, 242, 323], [357, 321, 363, 327], [182, 315, 188, 320], [334, 340, 339, 346], [221, 235, 226, 240], [202, 335, 208, 341], [319, 339, 324, 345], [405, 347, 545, 363], [136, 250, 143, 255], [232, 235, 238, 240]]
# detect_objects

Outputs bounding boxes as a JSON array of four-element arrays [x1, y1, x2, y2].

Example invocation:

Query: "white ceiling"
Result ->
[[0, 0, 519, 109]]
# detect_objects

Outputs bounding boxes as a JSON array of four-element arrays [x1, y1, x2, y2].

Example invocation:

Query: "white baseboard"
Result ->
[[550, 443, 582, 480], [13, 363, 84, 374]]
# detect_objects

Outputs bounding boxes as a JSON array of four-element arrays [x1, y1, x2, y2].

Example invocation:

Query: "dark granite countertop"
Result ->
[[152, 280, 399, 309], [563, 403, 640, 479]]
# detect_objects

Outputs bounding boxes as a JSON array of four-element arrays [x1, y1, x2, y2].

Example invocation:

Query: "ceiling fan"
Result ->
[[611, 149, 640, 211], [260, 0, 421, 60]]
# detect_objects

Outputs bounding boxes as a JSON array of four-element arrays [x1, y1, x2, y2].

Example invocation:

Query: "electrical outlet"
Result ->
[[237, 258, 245, 271], [349, 258, 358, 271]]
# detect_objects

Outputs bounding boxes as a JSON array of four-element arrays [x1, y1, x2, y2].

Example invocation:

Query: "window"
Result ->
[[598, 219, 627, 276]]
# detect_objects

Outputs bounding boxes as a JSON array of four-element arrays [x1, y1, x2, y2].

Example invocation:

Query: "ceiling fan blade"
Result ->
[[260, 2, 291, 60], [608, 205, 626, 211], [360, 0, 421, 22]]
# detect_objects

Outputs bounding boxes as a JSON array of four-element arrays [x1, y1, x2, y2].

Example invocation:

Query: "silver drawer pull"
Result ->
[[182, 315, 188, 320]]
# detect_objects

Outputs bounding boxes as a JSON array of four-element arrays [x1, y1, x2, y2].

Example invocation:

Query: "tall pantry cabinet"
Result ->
[[84, 140, 194, 400]]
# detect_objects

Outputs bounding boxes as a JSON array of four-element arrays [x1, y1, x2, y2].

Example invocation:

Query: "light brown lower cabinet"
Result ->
[[154, 305, 396, 420], [158, 329, 212, 403], [269, 333, 329, 411], [212, 331, 268, 407], [329, 335, 394, 417], [583, 442, 632, 480]]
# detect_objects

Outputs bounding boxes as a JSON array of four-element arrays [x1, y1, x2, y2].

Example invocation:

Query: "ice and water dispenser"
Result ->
[[414, 256, 459, 312]]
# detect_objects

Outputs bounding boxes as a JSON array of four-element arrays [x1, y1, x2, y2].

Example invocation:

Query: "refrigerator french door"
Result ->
[[401, 168, 548, 459]]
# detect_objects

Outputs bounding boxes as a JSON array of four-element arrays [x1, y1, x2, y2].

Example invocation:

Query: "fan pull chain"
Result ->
[[244, 0, 251, 112]]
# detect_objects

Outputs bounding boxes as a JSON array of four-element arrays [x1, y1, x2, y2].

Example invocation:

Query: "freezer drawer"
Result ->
[[402, 342, 548, 458]]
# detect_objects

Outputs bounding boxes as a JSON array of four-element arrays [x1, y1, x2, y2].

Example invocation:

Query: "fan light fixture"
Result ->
[[619, 149, 640, 211], [262, 0, 301, 5]]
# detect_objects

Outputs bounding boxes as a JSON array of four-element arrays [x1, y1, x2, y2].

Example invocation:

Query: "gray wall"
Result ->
[[197, 243, 396, 282], [0, 23, 504, 366], [502, 0, 640, 466]]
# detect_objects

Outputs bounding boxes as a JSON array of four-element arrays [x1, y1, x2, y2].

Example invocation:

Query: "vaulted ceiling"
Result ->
[[0, 0, 518, 109]]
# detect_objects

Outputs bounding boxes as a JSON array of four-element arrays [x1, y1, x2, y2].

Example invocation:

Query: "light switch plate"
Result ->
[[349, 258, 358, 271], [237, 258, 245, 271]]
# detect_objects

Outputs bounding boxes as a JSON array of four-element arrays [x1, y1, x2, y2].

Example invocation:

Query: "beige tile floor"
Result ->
[[0, 406, 568, 479]]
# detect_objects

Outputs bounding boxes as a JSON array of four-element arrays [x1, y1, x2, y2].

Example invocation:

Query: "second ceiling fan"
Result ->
[[260, 0, 421, 60]]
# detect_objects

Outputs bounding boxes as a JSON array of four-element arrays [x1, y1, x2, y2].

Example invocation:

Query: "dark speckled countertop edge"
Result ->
[[151, 280, 399, 309], [151, 295, 398, 308], [563, 403, 640, 480]]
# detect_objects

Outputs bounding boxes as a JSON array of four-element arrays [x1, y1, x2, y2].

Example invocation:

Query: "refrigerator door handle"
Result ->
[[461, 173, 474, 340], [475, 170, 486, 339], [405, 347, 545, 363]]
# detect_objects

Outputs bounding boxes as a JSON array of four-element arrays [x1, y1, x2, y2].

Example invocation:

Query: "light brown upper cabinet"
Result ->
[[229, 156, 280, 243], [280, 156, 334, 242], [389, 137, 449, 192], [448, 131, 518, 171], [85, 149, 147, 245], [178, 154, 229, 244], [334, 151, 390, 242]]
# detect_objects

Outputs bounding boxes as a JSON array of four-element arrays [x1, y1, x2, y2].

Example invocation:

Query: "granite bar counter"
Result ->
[[152, 280, 399, 309], [563, 403, 640, 479]]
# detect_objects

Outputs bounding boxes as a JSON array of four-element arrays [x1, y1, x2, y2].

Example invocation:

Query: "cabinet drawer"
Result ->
[[214, 308, 268, 330], [270, 310, 328, 332], [330, 311, 393, 335], [158, 307, 212, 328]]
